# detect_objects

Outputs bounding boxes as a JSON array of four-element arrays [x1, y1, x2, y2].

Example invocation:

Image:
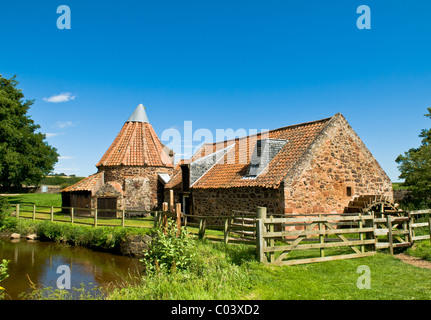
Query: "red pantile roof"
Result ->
[[96, 121, 174, 168], [189, 115, 335, 189], [61, 172, 104, 193]]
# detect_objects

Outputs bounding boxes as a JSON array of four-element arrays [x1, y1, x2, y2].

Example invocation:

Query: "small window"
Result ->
[[346, 187, 352, 197], [256, 140, 262, 157]]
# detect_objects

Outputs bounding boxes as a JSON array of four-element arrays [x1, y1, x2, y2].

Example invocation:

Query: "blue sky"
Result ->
[[1, 1, 431, 181]]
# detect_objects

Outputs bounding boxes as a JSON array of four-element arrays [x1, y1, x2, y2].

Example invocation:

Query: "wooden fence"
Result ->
[[10, 202, 431, 266], [255, 208, 431, 266], [12, 203, 156, 228], [11, 203, 257, 244], [256, 207, 376, 266], [179, 213, 257, 245]]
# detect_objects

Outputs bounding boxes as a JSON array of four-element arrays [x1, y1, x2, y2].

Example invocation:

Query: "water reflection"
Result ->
[[0, 237, 141, 299]]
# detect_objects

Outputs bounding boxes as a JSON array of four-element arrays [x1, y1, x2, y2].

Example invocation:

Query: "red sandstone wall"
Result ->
[[97, 165, 174, 210], [192, 187, 284, 222], [283, 114, 393, 215]]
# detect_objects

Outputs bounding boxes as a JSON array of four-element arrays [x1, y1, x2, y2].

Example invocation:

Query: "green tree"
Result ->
[[0, 75, 59, 189], [396, 107, 431, 204]]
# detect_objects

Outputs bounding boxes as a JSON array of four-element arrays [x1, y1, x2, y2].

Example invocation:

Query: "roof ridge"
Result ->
[[200, 115, 336, 147]]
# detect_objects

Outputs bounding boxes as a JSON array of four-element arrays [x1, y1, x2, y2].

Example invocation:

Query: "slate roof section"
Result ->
[[96, 119, 174, 168], [61, 172, 104, 193], [186, 115, 335, 189]]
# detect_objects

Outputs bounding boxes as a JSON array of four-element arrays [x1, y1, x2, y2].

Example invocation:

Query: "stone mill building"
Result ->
[[61, 104, 175, 216], [165, 113, 393, 218]]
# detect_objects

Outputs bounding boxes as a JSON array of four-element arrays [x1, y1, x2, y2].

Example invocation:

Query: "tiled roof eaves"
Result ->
[[61, 172, 104, 193]]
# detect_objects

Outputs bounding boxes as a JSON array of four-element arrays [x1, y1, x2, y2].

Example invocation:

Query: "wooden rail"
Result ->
[[181, 213, 257, 244], [11, 203, 157, 228], [256, 207, 377, 266], [408, 210, 431, 242]]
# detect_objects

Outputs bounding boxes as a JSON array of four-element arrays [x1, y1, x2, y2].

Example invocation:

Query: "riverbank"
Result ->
[[0, 217, 154, 258]]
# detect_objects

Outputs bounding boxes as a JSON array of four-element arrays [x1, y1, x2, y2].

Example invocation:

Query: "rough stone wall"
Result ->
[[192, 187, 284, 223], [283, 114, 393, 215], [97, 165, 174, 210]]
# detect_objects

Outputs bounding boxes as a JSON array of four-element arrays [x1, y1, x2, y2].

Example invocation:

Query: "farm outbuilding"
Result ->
[[61, 104, 175, 217], [165, 113, 393, 220]]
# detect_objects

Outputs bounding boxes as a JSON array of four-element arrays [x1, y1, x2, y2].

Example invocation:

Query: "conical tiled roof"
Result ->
[[96, 105, 174, 168]]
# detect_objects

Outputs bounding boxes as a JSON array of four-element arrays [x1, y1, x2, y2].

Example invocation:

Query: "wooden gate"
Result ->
[[256, 209, 376, 266], [374, 214, 411, 254]]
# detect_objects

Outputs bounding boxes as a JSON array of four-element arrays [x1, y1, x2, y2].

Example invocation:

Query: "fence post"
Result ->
[[318, 214, 325, 257], [154, 211, 159, 228], [387, 215, 394, 255], [408, 211, 413, 244], [224, 217, 229, 244], [94, 208, 98, 227], [269, 214, 275, 262], [428, 217, 431, 240], [175, 203, 182, 236], [198, 218, 206, 239], [358, 213, 364, 253], [169, 190, 174, 211], [50, 206, 54, 222], [256, 207, 267, 263], [32, 205, 36, 221], [366, 211, 376, 251], [71, 207, 74, 224], [122, 209, 125, 227], [16, 204, 19, 219]]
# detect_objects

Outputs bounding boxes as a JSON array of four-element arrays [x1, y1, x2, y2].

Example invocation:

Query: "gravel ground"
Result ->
[[395, 253, 431, 270]]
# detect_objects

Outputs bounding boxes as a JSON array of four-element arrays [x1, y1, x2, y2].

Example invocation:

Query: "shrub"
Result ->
[[140, 219, 195, 274], [0, 196, 11, 224], [0, 259, 9, 300]]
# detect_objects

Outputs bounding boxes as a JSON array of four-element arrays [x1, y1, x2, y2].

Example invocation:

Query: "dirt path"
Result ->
[[395, 253, 431, 270]]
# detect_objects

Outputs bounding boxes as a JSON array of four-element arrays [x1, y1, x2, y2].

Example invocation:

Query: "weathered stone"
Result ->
[[119, 234, 153, 258], [26, 233, 38, 240], [10, 233, 21, 239]]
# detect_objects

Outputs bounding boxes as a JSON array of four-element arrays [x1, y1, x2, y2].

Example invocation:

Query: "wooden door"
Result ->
[[97, 197, 117, 217]]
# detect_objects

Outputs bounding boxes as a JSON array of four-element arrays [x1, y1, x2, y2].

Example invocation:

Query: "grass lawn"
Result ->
[[5, 193, 62, 207]]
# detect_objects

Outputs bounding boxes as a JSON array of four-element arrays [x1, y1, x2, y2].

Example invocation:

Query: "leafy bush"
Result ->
[[0, 259, 9, 300], [140, 219, 195, 274], [0, 196, 11, 223]]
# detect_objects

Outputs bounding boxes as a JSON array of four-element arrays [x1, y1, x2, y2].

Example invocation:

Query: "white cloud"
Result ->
[[55, 121, 74, 128], [45, 133, 60, 138], [43, 92, 76, 103], [58, 155, 75, 160]]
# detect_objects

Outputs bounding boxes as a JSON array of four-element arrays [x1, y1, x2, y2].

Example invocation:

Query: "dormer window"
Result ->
[[244, 138, 287, 179]]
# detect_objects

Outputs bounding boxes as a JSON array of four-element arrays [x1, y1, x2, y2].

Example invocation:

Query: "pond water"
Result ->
[[0, 236, 142, 299]]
